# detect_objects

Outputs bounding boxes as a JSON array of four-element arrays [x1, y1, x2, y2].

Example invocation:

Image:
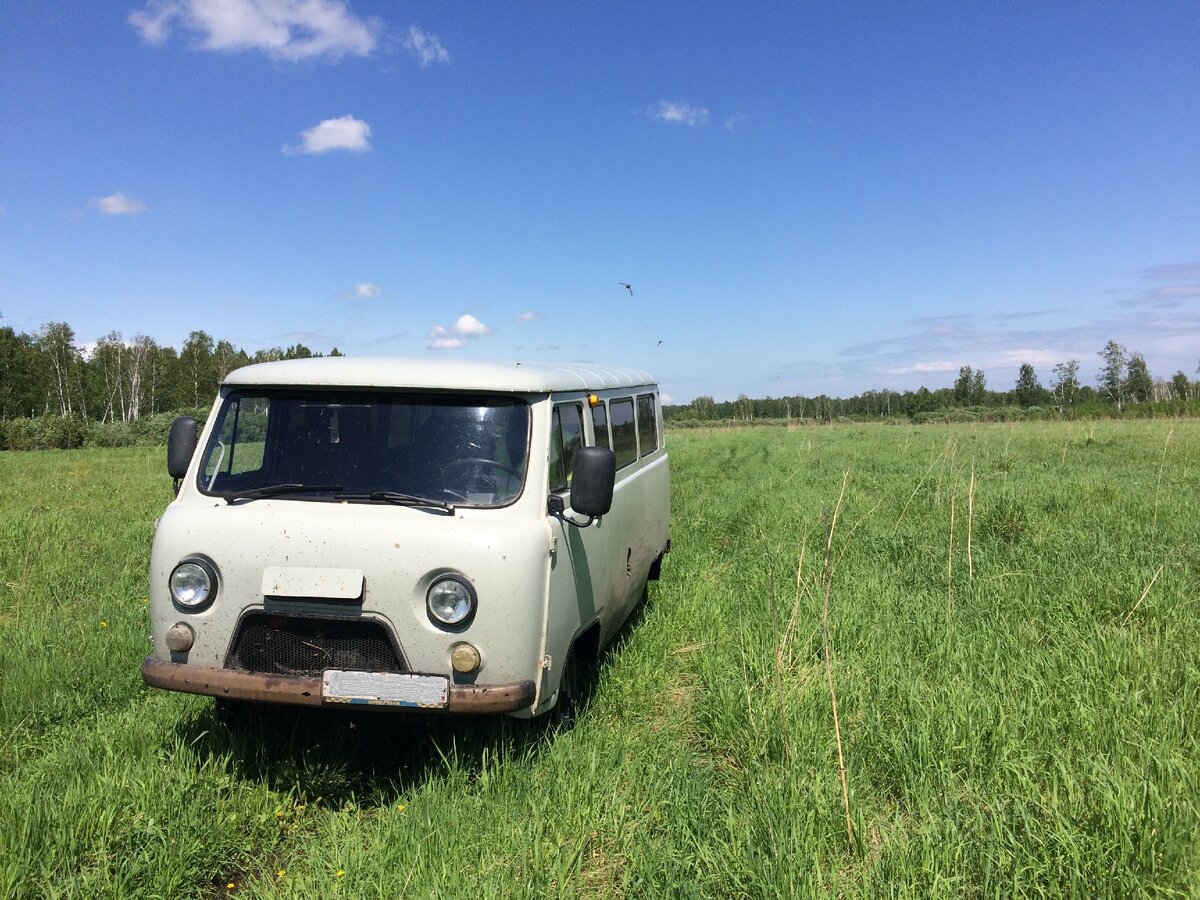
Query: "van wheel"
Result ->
[[546, 652, 580, 732]]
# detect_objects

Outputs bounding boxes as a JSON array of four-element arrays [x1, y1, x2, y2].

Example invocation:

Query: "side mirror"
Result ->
[[570, 446, 616, 517], [167, 417, 197, 483]]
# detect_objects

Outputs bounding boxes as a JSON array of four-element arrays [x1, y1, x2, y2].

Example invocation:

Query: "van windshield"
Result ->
[[197, 390, 530, 508]]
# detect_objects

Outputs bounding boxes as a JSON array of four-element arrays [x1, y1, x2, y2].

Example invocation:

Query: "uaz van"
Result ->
[[142, 358, 670, 720]]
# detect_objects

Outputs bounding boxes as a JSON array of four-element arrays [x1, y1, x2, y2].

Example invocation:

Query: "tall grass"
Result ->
[[1, 421, 1198, 896]]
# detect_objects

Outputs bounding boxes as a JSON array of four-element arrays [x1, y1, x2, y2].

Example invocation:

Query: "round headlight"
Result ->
[[170, 558, 218, 609], [427, 576, 476, 627]]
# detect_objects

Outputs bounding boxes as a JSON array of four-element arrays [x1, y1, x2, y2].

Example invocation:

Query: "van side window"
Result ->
[[637, 394, 658, 457], [610, 398, 637, 469], [206, 396, 270, 482], [549, 403, 584, 492], [591, 401, 610, 449]]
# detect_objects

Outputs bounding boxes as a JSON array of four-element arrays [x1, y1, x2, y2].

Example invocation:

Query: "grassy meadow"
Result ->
[[1, 421, 1198, 897]]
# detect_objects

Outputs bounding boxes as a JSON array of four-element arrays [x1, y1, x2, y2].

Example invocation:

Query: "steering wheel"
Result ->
[[440, 458, 521, 494]]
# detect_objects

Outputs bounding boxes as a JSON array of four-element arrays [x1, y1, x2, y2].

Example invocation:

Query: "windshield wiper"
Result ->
[[223, 483, 343, 504], [333, 491, 455, 513]]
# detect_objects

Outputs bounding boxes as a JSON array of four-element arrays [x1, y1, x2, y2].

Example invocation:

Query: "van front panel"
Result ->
[[149, 500, 552, 688]]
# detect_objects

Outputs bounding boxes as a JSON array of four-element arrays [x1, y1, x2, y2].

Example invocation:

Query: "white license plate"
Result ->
[[322, 671, 449, 708]]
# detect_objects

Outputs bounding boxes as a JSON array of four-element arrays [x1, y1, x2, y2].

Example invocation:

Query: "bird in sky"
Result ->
[[619, 282, 633, 295]]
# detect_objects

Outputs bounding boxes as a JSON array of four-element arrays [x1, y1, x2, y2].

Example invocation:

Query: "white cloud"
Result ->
[[401, 25, 449, 66], [1140, 263, 1200, 282], [883, 361, 962, 375], [427, 314, 495, 350], [285, 115, 372, 155], [1124, 283, 1200, 308], [451, 313, 492, 337], [724, 112, 749, 132], [129, 0, 379, 62], [339, 281, 381, 301], [515, 311, 542, 323], [993, 348, 1065, 368], [650, 100, 709, 126], [128, 2, 175, 43], [91, 192, 148, 215]]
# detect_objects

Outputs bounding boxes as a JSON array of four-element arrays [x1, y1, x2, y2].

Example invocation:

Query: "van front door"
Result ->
[[542, 401, 620, 704]]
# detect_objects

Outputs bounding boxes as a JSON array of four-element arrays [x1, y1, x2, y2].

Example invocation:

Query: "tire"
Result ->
[[545, 651, 579, 733]]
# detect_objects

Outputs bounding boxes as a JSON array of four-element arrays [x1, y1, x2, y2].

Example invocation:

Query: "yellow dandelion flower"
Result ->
[[336, 870, 346, 877], [396, 803, 406, 812], [277, 869, 286, 878], [226, 883, 235, 889], [100, 620, 109, 628]]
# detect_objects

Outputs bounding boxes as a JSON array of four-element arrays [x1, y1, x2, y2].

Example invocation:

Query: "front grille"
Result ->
[[226, 613, 406, 677]]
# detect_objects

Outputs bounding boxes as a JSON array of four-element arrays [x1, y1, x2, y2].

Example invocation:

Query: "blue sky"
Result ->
[[1, 1, 1197, 403]]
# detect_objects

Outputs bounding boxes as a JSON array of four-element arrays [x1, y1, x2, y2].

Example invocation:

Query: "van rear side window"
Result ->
[[610, 398, 637, 469], [550, 403, 584, 492], [637, 394, 657, 457], [591, 401, 609, 449]]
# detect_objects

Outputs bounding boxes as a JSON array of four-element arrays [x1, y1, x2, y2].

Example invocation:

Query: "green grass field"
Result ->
[[1, 421, 1198, 898]]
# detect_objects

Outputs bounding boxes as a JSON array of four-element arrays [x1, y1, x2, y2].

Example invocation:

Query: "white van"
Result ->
[[142, 357, 670, 720]]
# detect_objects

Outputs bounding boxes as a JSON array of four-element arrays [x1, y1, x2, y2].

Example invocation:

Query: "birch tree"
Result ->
[[126, 334, 156, 420], [1051, 360, 1080, 412], [92, 332, 127, 422], [0, 323, 42, 417], [37, 322, 86, 418], [213, 340, 248, 381], [1124, 353, 1152, 403], [179, 331, 216, 406], [1097, 341, 1127, 409], [953, 366, 974, 405]]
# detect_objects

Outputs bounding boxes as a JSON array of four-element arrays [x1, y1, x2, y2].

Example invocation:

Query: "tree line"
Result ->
[[667, 341, 1200, 424], [0, 318, 341, 423], [2, 319, 1197, 434]]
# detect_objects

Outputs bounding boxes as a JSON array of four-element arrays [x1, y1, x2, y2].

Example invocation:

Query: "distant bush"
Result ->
[[912, 409, 976, 425], [0, 409, 209, 451], [115, 408, 210, 446], [83, 420, 135, 448], [910, 406, 1029, 424], [1128, 399, 1200, 418], [1061, 400, 1200, 420], [0, 414, 88, 450], [665, 417, 822, 430], [663, 418, 708, 430], [1066, 402, 1118, 420], [905, 403, 1200, 425]]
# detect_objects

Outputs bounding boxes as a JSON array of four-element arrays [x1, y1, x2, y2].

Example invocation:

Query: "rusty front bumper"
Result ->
[[141, 657, 536, 714]]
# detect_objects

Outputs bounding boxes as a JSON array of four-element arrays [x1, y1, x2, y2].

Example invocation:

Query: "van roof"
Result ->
[[223, 357, 657, 393]]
